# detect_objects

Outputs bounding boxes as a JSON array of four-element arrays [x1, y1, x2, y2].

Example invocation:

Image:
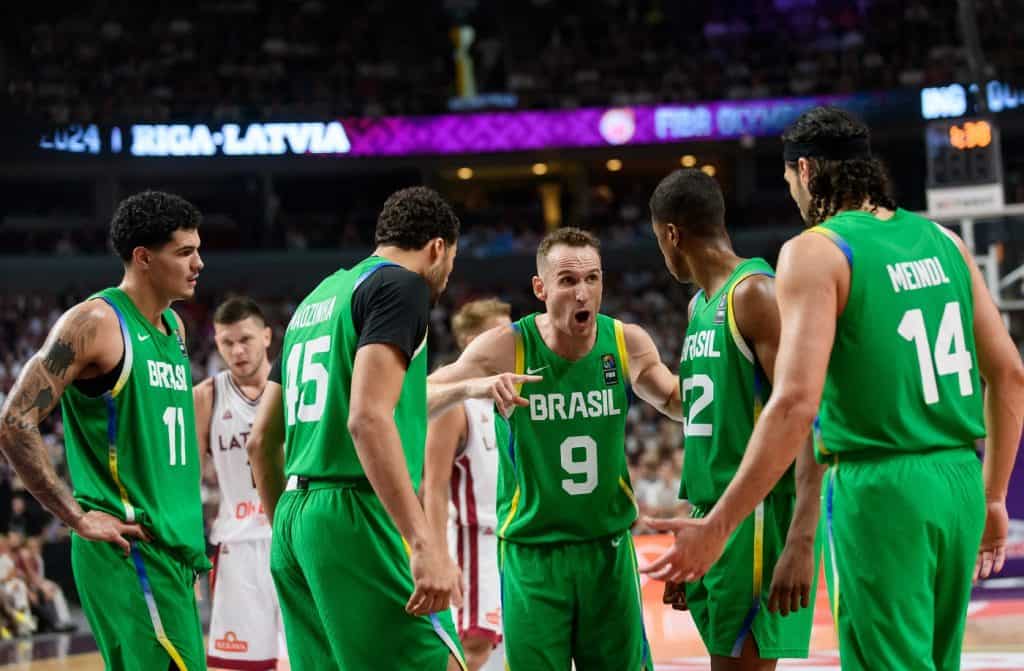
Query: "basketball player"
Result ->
[[647, 169, 822, 670], [0, 191, 209, 670], [194, 297, 285, 671], [247, 186, 535, 671], [429, 227, 683, 670], [642, 107, 1024, 671], [423, 299, 513, 671]]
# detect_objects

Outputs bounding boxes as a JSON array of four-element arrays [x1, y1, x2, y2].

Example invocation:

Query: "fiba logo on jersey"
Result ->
[[714, 294, 727, 324], [214, 631, 249, 653], [599, 108, 636, 145], [601, 354, 619, 386]]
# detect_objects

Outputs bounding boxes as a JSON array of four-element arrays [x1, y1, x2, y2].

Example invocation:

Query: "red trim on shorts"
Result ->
[[460, 455, 480, 630], [452, 461, 466, 631], [209, 544, 221, 599], [459, 626, 502, 648], [206, 655, 277, 670]]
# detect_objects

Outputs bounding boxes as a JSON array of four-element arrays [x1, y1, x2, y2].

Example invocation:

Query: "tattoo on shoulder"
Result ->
[[41, 307, 101, 380], [43, 340, 74, 378]]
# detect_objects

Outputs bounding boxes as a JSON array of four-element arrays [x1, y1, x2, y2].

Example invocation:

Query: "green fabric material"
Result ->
[[498, 532, 652, 671]]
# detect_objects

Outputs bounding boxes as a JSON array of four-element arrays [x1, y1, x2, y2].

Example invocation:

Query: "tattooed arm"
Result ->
[[0, 301, 149, 553]]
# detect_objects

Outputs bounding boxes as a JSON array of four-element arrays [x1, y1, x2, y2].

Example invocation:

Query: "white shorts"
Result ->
[[449, 524, 502, 646], [208, 538, 286, 670]]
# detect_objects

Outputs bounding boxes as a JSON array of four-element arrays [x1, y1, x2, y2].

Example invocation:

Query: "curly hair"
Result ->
[[375, 186, 460, 250], [782, 107, 896, 226], [110, 191, 201, 261], [649, 168, 726, 238]]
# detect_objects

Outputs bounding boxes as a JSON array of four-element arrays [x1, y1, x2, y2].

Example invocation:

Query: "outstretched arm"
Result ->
[[643, 234, 842, 582], [428, 324, 539, 417], [0, 302, 149, 553], [624, 324, 683, 421], [731, 275, 824, 615]]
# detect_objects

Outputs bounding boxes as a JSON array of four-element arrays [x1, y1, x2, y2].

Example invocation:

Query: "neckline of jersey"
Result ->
[[110, 287, 178, 340], [698, 258, 760, 311], [828, 207, 908, 225], [527, 312, 603, 367]]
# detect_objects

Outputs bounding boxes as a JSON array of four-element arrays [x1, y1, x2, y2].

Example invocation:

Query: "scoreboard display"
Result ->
[[925, 117, 1002, 188]]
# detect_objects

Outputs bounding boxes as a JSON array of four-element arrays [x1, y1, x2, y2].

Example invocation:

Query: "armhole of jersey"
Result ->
[[100, 297, 134, 398], [687, 291, 701, 322], [509, 323, 525, 419], [613, 319, 630, 381], [725, 273, 773, 365], [807, 225, 854, 267]]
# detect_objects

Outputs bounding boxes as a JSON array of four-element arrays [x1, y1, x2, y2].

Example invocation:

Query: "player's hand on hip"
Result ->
[[639, 515, 726, 583], [975, 500, 1009, 582], [406, 542, 463, 616], [72, 510, 152, 555], [767, 539, 815, 616], [468, 373, 542, 416]]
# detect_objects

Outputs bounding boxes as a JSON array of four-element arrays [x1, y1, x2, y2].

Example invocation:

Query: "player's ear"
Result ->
[[262, 325, 272, 347], [131, 246, 151, 269], [797, 157, 812, 186], [532, 275, 546, 302]]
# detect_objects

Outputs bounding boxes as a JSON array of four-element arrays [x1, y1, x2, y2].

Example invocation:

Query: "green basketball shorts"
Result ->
[[686, 492, 818, 659], [270, 478, 466, 671], [499, 530, 652, 671], [71, 536, 204, 671], [822, 448, 984, 671]]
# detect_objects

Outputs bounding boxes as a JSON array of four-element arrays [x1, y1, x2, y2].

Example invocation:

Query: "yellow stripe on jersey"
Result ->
[[726, 273, 757, 365], [618, 476, 639, 515], [613, 320, 630, 381], [498, 486, 521, 537]]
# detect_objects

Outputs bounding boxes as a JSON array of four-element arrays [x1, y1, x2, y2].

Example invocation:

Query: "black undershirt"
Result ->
[[268, 264, 429, 384]]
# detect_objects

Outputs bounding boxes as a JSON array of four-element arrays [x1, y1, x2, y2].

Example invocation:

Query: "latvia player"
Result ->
[[423, 299, 512, 671], [194, 297, 286, 671]]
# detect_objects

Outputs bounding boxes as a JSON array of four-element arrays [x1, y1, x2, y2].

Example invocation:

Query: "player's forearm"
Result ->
[[248, 436, 285, 523], [0, 421, 83, 529], [785, 438, 824, 546], [422, 485, 450, 549], [981, 377, 1024, 502], [426, 380, 473, 418], [349, 413, 433, 549], [706, 394, 815, 537]]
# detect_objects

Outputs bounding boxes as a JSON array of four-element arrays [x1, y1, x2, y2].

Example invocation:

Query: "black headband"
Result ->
[[783, 136, 871, 162]]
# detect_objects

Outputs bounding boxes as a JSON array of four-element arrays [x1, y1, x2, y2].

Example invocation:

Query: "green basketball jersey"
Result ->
[[678, 258, 795, 506], [497, 313, 636, 544], [61, 287, 207, 570], [810, 209, 985, 459], [281, 256, 429, 485]]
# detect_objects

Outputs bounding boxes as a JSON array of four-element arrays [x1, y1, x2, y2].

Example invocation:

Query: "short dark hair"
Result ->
[[375, 186, 460, 250], [649, 169, 726, 238], [782, 107, 896, 226], [110, 191, 201, 262], [536, 227, 601, 270], [213, 296, 266, 326]]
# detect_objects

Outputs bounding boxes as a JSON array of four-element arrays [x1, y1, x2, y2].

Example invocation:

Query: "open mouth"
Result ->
[[574, 309, 591, 325]]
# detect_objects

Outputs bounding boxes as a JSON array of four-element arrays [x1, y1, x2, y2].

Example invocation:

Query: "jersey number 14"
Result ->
[[898, 301, 974, 405]]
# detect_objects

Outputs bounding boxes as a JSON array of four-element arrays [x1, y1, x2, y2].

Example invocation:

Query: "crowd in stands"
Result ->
[[6, 0, 1021, 123]]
